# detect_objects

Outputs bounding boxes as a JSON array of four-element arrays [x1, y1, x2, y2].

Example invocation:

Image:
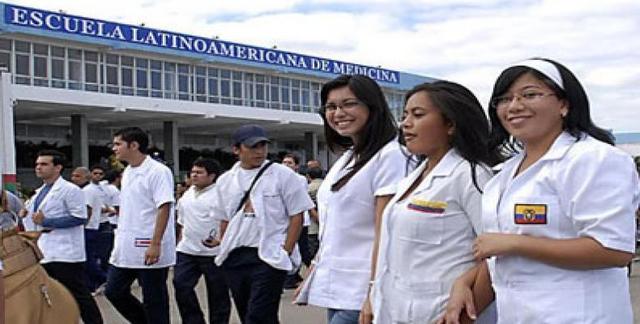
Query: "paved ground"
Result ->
[[96, 260, 640, 323]]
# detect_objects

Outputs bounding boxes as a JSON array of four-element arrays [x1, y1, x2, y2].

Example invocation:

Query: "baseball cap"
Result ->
[[232, 124, 271, 147]]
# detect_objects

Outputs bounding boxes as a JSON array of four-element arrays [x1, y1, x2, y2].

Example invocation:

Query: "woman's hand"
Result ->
[[473, 233, 519, 260], [359, 295, 373, 324], [435, 279, 476, 324]]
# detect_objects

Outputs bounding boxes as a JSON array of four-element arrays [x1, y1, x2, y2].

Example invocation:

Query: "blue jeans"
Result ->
[[327, 308, 360, 324], [104, 266, 170, 324], [173, 252, 231, 324]]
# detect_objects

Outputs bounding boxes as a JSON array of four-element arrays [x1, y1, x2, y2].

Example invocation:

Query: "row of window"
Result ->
[[0, 38, 405, 116]]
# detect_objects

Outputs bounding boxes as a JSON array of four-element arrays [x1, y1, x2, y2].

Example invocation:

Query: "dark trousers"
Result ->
[[85, 229, 107, 291], [308, 233, 319, 261], [97, 222, 114, 273], [173, 252, 231, 324], [298, 226, 311, 267], [221, 248, 287, 324], [104, 266, 170, 324], [42, 262, 103, 324]]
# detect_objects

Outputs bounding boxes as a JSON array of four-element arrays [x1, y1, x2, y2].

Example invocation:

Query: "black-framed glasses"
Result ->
[[320, 99, 364, 114], [490, 91, 556, 110]]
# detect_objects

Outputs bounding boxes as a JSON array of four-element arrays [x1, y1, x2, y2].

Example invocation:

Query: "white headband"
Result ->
[[512, 59, 564, 90]]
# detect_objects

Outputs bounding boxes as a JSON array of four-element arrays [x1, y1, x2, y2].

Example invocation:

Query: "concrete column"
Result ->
[[0, 69, 17, 191], [163, 121, 179, 174], [71, 114, 89, 167], [304, 131, 318, 161]]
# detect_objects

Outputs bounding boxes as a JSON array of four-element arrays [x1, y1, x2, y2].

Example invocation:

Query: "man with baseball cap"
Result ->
[[206, 124, 314, 324]]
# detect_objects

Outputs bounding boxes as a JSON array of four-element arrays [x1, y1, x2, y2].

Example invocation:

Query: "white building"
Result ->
[[0, 2, 435, 186]]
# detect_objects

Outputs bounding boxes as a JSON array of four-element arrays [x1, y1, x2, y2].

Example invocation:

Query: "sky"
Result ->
[[8, 0, 640, 132]]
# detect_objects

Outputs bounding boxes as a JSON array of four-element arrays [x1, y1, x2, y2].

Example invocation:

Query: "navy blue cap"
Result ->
[[232, 124, 271, 147]]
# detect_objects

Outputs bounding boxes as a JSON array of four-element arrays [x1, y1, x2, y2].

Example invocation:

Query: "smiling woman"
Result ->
[[440, 58, 640, 324], [295, 75, 412, 324]]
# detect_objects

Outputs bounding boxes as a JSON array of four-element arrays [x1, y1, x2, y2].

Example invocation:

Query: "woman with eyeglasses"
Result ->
[[294, 75, 412, 324], [437, 58, 640, 324], [368, 81, 500, 324]]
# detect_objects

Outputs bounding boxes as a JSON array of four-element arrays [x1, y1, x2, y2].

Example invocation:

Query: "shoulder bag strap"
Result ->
[[234, 161, 275, 214]]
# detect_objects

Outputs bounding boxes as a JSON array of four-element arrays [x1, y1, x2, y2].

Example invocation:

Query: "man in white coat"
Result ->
[[209, 124, 314, 324], [104, 127, 175, 324], [28, 150, 103, 324]]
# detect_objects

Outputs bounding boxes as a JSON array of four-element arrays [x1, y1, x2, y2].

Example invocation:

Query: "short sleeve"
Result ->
[[556, 147, 639, 253], [176, 198, 184, 225], [150, 166, 175, 208], [211, 176, 231, 222], [281, 170, 315, 217], [372, 142, 409, 196]]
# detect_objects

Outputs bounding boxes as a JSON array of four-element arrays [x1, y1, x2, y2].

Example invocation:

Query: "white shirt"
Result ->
[[176, 183, 222, 256], [83, 183, 104, 230], [213, 160, 314, 271], [483, 132, 640, 323], [26, 176, 87, 263], [294, 173, 312, 227], [102, 182, 120, 225], [372, 150, 493, 323], [301, 140, 411, 310], [110, 156, 176, 268]]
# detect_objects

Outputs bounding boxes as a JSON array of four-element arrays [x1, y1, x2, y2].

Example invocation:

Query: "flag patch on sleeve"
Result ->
[[135, 238, 152, 247], [407, 198, 447, 214], [514, 204, 547, 224]]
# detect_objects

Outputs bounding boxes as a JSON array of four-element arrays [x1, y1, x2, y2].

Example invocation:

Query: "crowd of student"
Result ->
[[1, 57, 639, 324]]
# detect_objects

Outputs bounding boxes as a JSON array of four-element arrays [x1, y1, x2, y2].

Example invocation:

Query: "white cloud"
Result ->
[[7, 0, 640, 131]]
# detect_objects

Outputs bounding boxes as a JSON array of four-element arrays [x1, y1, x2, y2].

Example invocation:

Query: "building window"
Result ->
[[84, 51, 99, 92], [0, 39, 11, 72], [135, 58, 149, 96], [33, 43, 48, 87], [68, 48, 82, 90], [121, 56, 134, 96], [51, 46, 65, 88], [14, 40, 30, 85], [150, 59, 162, 98], [164, 62, 176, 99], [195, 66, 206, 102], [177, 63, 190, 100], [207, 67, 219, 103]]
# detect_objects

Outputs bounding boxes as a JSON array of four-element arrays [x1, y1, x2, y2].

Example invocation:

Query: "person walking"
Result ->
[[173, 158, 231, 324], [105, 127, 176, 324], [210, 124, 314, 324], [26, 150, 103, 324]]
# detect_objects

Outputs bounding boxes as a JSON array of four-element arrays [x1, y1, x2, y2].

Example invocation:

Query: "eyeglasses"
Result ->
[[320, 99, 363, 114], [490, 91, 557, 110]]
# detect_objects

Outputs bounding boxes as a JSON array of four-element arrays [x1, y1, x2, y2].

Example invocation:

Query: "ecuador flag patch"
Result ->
[[514, 204, 547, 224]]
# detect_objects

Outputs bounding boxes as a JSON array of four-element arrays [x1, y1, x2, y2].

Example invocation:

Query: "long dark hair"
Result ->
[[488, 58, 614, 154], [319, 75, 397, 191], [400, 81, 502, 191]]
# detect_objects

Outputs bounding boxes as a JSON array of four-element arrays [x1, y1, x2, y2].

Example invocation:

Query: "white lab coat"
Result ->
[[372, 149, 493, 323], [110, 156, 176, 268], [213, 160, 314, 271], [300, 140, 410, 311], [26, 176, 87, 263], [483, 132, 640, 323]]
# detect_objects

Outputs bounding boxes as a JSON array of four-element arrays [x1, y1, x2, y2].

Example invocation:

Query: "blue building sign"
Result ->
[[5, 4, 400, 83]]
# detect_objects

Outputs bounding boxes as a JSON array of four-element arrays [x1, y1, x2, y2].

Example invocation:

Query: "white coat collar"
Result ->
[[128, 155, 153, 174], [397, 148, 464, 196], [33, 176, 66, 212], [536, 131, 579, 162]]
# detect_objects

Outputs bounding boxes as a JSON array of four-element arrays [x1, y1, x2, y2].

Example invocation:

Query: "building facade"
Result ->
[[0, 3, 435, 189]]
